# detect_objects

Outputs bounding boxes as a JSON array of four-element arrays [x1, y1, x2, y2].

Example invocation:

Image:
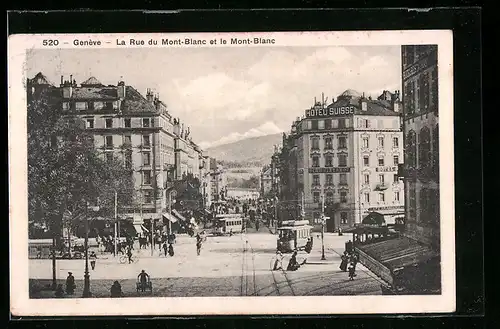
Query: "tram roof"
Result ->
[[277, 225, 313, 230]]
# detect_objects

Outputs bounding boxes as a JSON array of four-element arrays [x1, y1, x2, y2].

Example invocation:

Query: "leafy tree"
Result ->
[[28, 88, 134, 242]]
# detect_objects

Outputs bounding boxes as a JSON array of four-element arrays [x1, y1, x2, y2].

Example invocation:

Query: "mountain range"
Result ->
[[205, 133, 283, 168]]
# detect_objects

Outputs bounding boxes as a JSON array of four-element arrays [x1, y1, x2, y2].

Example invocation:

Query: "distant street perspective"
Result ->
[[27, 44, 441, 299]]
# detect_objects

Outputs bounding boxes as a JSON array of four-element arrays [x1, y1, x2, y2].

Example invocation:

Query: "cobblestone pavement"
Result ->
[[29, 231, 383, 298]]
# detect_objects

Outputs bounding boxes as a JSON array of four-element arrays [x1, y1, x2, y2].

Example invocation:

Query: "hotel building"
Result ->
[[27, 73, 208, 226], [280, 90, 405, 231]]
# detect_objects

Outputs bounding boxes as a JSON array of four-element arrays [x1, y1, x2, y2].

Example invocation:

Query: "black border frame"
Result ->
[[6, 7, 484, 328]]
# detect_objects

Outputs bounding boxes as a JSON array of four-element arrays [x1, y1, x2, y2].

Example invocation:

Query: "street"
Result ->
[[29, 231, 383, 298]]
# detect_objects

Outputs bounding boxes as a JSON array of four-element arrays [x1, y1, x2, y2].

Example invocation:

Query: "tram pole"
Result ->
[[321, 195, 326, 260]]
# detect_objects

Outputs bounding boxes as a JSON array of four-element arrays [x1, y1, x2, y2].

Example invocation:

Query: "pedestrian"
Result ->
[[273, 251, 284, 271], [340, 252, 348, 272], [162, 242, 168, 257], [196, 234, 202, 256], [168, 243, 174, 257], [110, 281, 123, 298], [348, 262, 357, 280], [127, 246, 133, 264], [65, 272, 75, 295], [89, 251, 97, 270]]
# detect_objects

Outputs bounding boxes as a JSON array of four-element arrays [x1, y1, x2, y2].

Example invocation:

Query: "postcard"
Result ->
[[9, 30, 455, 316]]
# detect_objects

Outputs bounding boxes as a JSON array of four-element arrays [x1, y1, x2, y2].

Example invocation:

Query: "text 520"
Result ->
[[42, 39, 59, 46]]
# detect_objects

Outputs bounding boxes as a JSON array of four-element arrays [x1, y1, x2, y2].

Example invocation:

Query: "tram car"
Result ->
[[276, 220, 313, 253], [212, 214, 243, 236]]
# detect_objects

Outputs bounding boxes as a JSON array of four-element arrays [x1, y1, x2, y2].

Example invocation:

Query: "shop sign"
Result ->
[[308, 167, 351, 173], [375, 166, 398, 172]]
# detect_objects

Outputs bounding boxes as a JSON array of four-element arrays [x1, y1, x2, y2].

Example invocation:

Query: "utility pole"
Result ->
[[114, 190, 117, 257], [151, 123, 157, 256], [321, 194, 326, 260]]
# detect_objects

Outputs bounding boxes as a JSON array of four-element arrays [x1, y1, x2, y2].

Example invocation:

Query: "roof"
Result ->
[[339, 89, 362, 98], [277, 225, 313, 230], [71, 86, 118, 100], [121, 86, 157, 113], [324, 92, 399, 117], [80, 76, 104, 87], [29, 72, 54, 86]]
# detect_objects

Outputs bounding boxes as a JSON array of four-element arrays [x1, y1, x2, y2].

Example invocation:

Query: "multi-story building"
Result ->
[[279, 90, 405, 231], [260, 166, 273, 197], [401, 45, 440, 249], [209, 158, 226, 202], [27, 73, 207, 227]]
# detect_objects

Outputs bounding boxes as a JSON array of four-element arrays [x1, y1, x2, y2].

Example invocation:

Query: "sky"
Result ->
[[26, 46, 401, 149]]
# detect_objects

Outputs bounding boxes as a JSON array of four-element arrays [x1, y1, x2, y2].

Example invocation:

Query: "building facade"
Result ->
[[401, 45, 440, 249], [279, 90, 405, 231], [209, 158, 227, 202], [27, 73, 207, 225], [260, 166, 273, 197]]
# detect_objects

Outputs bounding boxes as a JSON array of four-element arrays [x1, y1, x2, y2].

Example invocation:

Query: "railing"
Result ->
[[376, 183, 389, 190]]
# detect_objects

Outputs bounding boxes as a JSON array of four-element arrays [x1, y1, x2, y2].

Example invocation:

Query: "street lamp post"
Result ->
[[321, 195, 326, 261], [82, 204, 98, 298]]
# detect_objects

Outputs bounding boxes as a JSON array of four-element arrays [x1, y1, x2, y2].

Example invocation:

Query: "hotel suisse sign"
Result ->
[[308, 167, 351, 173], [305, 106, 355, 118], [403, 51, 437, 80], [375, 166, 398, 172]]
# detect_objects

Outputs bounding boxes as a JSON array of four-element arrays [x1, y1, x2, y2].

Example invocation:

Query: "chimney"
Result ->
[[146, 88, 154, 103], [62, 75, 73, 98], [60, 75, 63, 86], [117, 80, 126, 99], [393, 102, 400, 113], [173, 119, 180, 136]]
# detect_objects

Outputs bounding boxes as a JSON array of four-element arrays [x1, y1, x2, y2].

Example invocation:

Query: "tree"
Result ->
[[28, 88, 134, 242]]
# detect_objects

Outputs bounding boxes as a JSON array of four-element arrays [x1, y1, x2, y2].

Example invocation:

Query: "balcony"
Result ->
[[375, 183, 389, 191]]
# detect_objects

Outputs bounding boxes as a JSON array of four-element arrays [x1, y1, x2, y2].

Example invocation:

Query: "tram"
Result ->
[[212, 214, 243, 236], [276, 220, 313, 253]]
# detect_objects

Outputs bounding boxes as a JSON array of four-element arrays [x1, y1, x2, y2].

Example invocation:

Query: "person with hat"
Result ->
[[89, 251, 97, 270], [65, 272, 75, 295]]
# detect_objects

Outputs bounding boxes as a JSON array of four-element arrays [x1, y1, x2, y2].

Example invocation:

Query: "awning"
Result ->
[[133, 224, 149, 234], [162, 212, 178, 223], [172, 209, 187, 222]]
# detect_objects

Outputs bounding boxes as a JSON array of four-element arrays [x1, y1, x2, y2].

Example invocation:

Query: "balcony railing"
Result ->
[[376, 183, 389, 190]]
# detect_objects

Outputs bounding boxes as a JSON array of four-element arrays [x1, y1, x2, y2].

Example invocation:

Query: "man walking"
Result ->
[[89, 251, 97, 270]]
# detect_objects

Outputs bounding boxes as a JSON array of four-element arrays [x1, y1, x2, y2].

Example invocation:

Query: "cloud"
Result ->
[[200, 121, 283, 149]]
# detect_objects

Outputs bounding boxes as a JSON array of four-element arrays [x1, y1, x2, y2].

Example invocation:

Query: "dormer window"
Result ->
[[105, 118, 113, 128], [143, 118, 151, 128]]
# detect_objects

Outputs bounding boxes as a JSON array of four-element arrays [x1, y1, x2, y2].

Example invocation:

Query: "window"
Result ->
[[393, 174, 399, 183], [406, 130, 417, 168], [419, 127, 431, 169], [143, 135, 151, 147], [363, 174, 370, 184], [340, 212, 347, 224], [339, 173, 347, 185], [125, 151, 132, 169], [378, 136, 384, 148], [340, 191, 347, 203], [106, 152, 113, 163], [338, 154, 347, 167], [338, 119, 346, 129], [76, 102, 87, 111], [312, 156, 320, 168], [312, 174, 320, 186], [313, 192, 320, 203], [143, 190, 153, 204], [326, 174, 334, 186], [123, 135, 131, 146], [313, 212, 321, 223], [379, 174, 385, 184], [86, 118, 94, 129], [93, 101, 104, 110], [378, 157, 385, 166], [325, 155, 333, 167], [62, 102, 70, 111], [433, 125, 439, 177], [311, 138, 320, 150], [325, 119, 332, 129], [143, 118, 150, 128], [393, 137, 399, 148], [311, 120, 318, 130], [421, 72, 430, 111], [318, 120, 325, 130], [393, 155, 399, 166], [338, 136, 347, 149], [143, 152, 151, 165], [362, 137, 369, 148], [394, 191, 400, 202], [363, 119, 370, 128], [105, 118, 113, 128], [87, 102, 94, 110], [378, 192, 385, 202], [143, 170, 152, 185], [431, 68, 438, 113], [105, 136, 113, 148], [326, 192, 334, 203], [363, 156, 370, 167], [324, 137, 333, 150], [124, 118, 131, 128], [364, 193, 370, 203]]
